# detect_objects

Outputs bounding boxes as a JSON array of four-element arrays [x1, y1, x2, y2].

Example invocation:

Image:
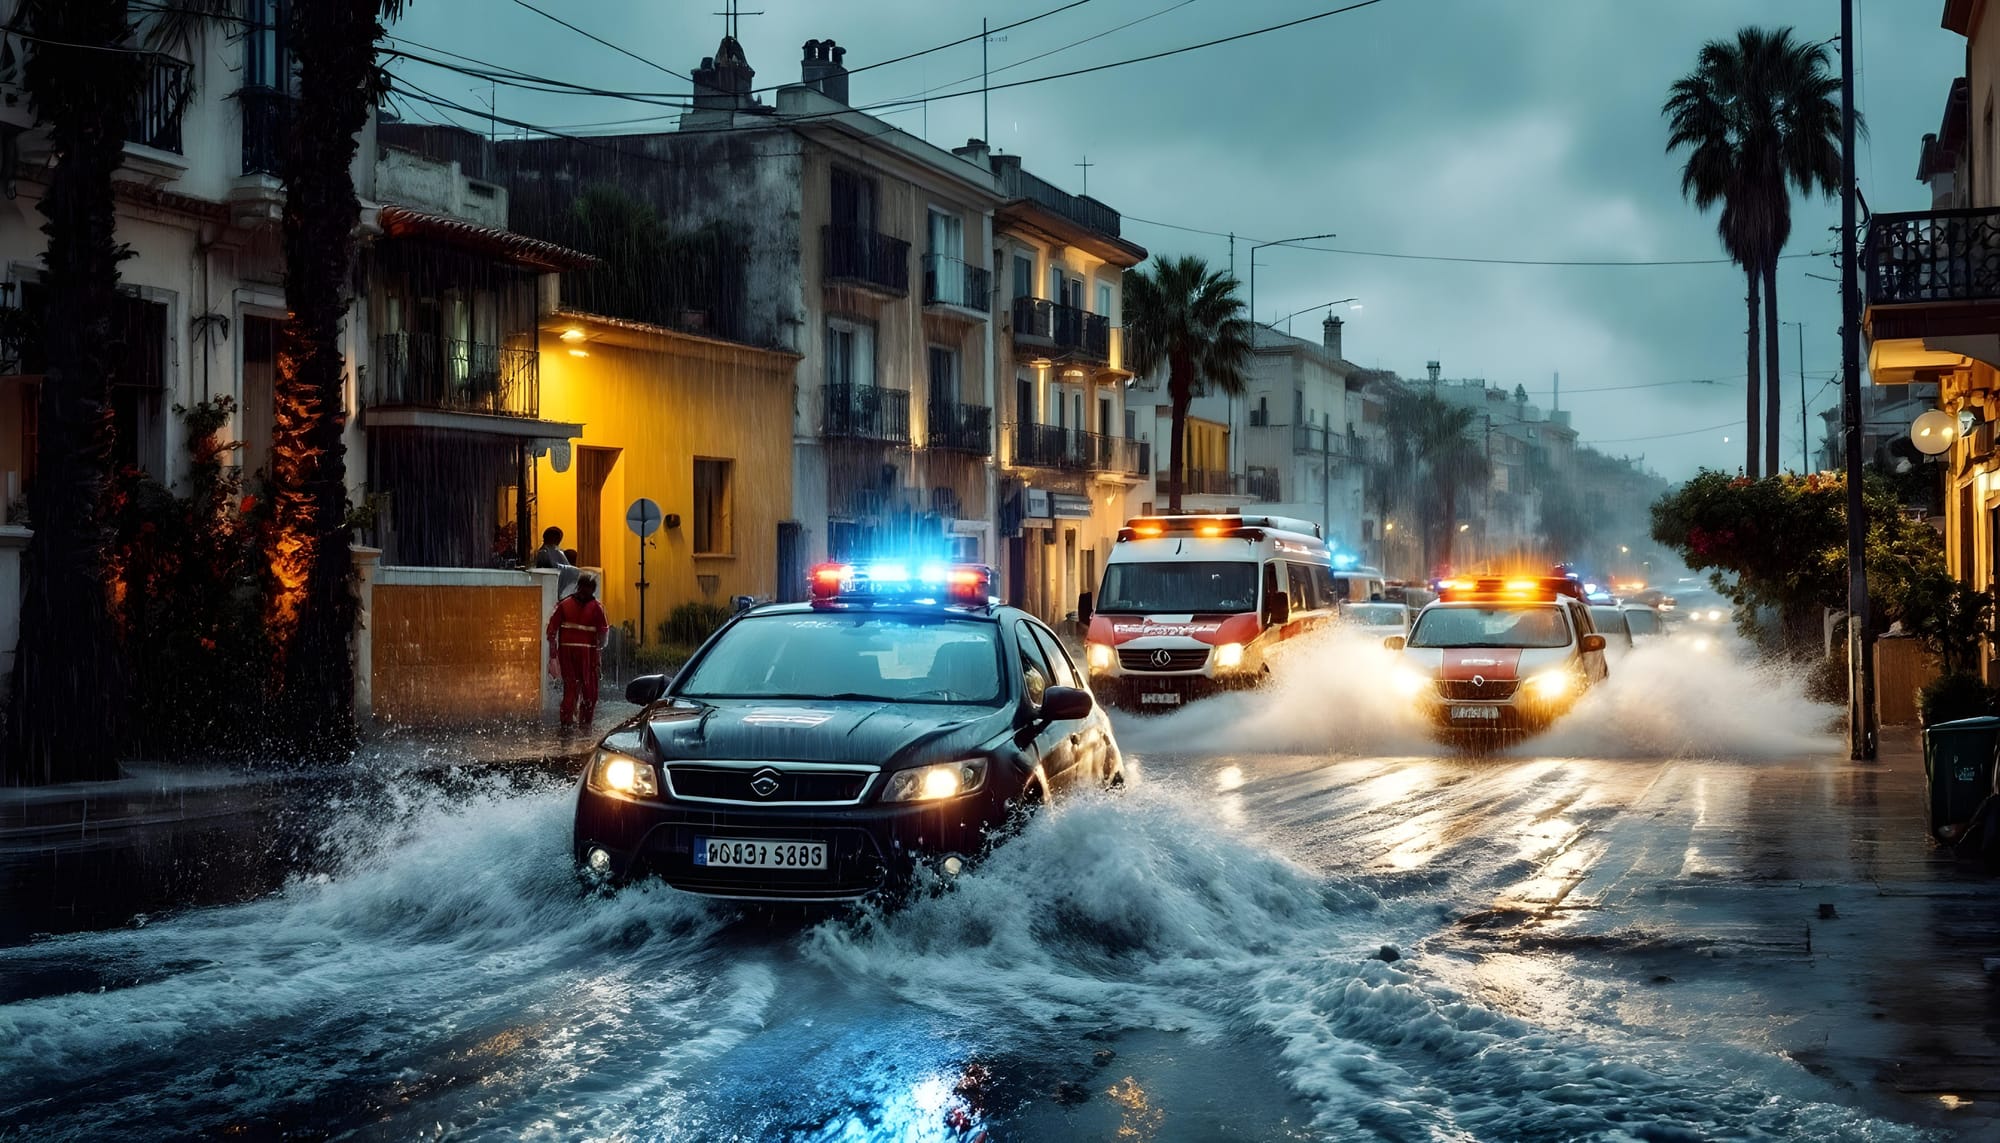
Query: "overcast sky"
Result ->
[[385, 0, 1963, 481]]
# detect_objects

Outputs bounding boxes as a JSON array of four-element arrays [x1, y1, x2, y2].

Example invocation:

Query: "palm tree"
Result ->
[[1384, 391, 1490, 574], [263, 0, 407, 755], [1665, 27, 1844, 478], [1122, 255, 1251, 512], [3, 0, 146, 784]]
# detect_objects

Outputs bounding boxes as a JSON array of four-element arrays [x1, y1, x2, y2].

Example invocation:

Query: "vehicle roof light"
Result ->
[[807, 560, 995, 607]]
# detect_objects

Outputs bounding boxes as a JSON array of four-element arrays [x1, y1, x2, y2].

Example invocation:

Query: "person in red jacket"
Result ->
[[547, 572, 610, 731]]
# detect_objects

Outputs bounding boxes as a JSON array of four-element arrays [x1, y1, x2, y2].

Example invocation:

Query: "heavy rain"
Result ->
[[2, 2, 1996, 1142]]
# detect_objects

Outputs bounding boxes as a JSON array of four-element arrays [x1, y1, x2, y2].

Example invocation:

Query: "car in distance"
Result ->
[[1340, 600, 1413, 635], [1386, 576, 1611, 744], [574, 562, 1123, 902]]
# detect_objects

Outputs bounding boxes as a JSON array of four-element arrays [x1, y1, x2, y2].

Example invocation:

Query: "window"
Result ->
[[928, 208, 964, 259], [826, 317, 875, 389], [1287, 561, 1316, 612], [111, 294, 168, 478], [1048, 264, 1064, 304], [1096, 282, 1112, 318], [830, 166, 875, 231], [1030, 623, 1080, 689], [928, 345, 957, 404], [694, 458, 732, 555], [245, 0, 294, 93], [1310, 563, 1336, 611], [1098, 561, 1259, 613], [1013, 253, 1035, 301], [1016, 620, 1052, 705], [1098, 394, 1113, 437]]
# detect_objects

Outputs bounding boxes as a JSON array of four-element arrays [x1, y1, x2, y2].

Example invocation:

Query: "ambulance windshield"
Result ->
[[1097, 561, 1258, 614]]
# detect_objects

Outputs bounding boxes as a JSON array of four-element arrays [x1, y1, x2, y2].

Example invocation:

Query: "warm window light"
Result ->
[[560, 327, 586, 342], [568, 348, 590, 358]]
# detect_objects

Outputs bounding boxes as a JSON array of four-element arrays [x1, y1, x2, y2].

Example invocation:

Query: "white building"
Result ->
[[1238, 316, 1371, 558]]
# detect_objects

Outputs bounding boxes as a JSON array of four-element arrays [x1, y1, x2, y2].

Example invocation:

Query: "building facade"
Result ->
[[1239, 317, 1370, 560]]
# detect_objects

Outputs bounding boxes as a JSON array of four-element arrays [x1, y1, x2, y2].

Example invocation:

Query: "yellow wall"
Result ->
[[536, 322, 796, 640], [1186, 417, 1229, 474]]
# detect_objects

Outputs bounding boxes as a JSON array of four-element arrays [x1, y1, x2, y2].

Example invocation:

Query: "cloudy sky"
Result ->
[[385, 0, 1962, 481]]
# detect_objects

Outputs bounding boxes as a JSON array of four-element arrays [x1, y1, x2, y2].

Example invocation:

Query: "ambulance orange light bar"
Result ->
[[1437, 576, 1585, 603], [1132, 523, 1164, 538], [1197, 523, 1226, 537]]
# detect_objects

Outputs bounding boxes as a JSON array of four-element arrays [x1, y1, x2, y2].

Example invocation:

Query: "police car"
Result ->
[[1385, 575, 1610, 741], [574, 561, 1124, 902]]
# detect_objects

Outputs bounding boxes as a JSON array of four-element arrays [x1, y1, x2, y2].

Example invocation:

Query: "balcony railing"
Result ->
[[239, 85, 290, 177], [923, 254, 991, 311], [369, 333, 540, 418], [1011, 297, 1111, 364], [1178, 469, 1243, 496], [1008, 423, 1146, 474], [128, 53, 190, 154], [823, 225, 910, 296], [1293, 423, 1363, 458], [1865, 206, 2000, 307], [927, 399, 992, 455], [823, 383, 911, 444]]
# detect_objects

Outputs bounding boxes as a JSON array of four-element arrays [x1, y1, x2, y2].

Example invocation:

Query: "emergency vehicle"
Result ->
[[1081, 514, 1338, 710], [1385, 575, 1610, 742]]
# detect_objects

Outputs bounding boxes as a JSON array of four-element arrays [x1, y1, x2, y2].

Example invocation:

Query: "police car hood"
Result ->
[[641, 697, 1003, 765], [1397, 645, 1574, 679]]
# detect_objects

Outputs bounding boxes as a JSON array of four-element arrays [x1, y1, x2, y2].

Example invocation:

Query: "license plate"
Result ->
[[693, 838, 828, 870], [1450, 705, 1500, 721], [1140, 692, 1182, 706]]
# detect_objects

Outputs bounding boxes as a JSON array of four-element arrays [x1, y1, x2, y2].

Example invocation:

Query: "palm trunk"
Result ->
[[1166, 354, 1190, 513], [1763, 257, 1782, 475], [3, 1, 141, 785], [1744, 268, 1762, 479], [264, 1, 388, 756]]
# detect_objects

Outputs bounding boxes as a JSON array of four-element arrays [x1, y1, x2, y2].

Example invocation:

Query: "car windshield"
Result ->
[[675, 613, 1004, 703], [1409, 605, 1572, 649], [1097, 561, 1258, 613], [1589, 607, 1629, 635], [1624, 609, 1662, 636], [1343, 603, 1405, 626]]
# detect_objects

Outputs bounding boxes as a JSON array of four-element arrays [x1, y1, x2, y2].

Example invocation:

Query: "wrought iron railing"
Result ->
[[823, 224, 910, 295], [238, 85, 291, 177], [1007, 422, 1145, 473], [1292, 423, 1362, 458], [927, 399, 992, 455], [369, 333, 540, 418], [1864, 206, 2000, 307], [1246, 468, 1282, 502], [1179, 469, 1243, 496], [128, 53, 190, 154], [923, 254, 991, 311], [822, 383, 911, 444], [1011, 297, 1111, 363]]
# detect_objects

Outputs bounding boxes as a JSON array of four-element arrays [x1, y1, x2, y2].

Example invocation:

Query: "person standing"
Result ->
[[533, 526, 570, 570], [547, 571, 609, 731]]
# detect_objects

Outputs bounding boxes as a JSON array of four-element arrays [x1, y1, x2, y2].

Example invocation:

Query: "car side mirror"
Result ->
[[1264, 590, 1291, 628], [1040, 685, 1094, 721], [1076, 590, 1093, 628], [625, 673, 670, 705], [1580, 634, 1607, 653], [1383, 635, 1406, 651]]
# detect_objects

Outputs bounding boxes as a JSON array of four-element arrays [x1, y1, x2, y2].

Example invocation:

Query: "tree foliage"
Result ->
[[1377, 390, 1490, 573], [1122, 256, 1251, 512], [1651, 469, 1940, 649]]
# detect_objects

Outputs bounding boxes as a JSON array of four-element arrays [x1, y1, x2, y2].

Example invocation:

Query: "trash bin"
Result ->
[[1924, 716, 2000, 838]]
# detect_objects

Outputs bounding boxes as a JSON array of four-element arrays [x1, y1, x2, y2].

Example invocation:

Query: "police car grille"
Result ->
[[1436, 679, 1518, 700], [1118, 648, 1211, 672], [668, 766, 870, 803]]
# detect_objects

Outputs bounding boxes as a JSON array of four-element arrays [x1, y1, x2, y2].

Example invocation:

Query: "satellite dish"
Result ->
[[1911, 409, 1957, 456]]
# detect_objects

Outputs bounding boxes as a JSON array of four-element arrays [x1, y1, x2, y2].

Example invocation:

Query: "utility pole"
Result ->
[[1839, 0, 1876, 760], [1784, 321, 1808, 472], [982, 18, 989, 145]]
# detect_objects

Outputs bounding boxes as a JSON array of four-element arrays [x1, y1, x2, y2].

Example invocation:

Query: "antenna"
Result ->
[[1075, 154, 1093, 194]]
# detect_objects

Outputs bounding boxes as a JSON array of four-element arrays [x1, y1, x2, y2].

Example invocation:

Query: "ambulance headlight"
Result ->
[[1087, 642, 1114, 671], [1215, 643, 1245, 669]]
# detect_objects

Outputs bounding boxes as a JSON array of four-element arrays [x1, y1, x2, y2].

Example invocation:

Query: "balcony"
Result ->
[[127, 53, 190, 154], [1292, 423, 1362, 458], [1012, 297, 1111, 366], [238, 85, 290, 177], [1179, 469, 1245, 497], [927, 399, 992, 455], [823, 225, 910, 296], [1008, 423, 1147, 475], [1861, 206, 2000, 382], [822, 383, 911, 444], [1246, 469, 1281, 502], [369, 333, 540, 418], [923, 254, 991, 314]]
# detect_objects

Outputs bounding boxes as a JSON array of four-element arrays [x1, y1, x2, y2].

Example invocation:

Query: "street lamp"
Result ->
[[1248, 232, 1337, 332]]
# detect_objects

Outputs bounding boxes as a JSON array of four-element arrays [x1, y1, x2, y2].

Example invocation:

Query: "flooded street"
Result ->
[[1, 640, 1973, 1141]]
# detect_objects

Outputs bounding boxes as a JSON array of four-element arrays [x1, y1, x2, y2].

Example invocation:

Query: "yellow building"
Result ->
[[534, 310, 798, 640]]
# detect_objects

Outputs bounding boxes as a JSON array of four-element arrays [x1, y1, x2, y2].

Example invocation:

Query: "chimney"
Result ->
[[692, 35, 758, 113], [801, 39, 849, 104], [952, 138, 991, 169], [1322, 314, 1343, 358]]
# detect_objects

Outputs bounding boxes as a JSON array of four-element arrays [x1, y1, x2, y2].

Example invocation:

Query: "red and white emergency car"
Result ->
[[1081, 514, 1338, 710], [1386, 575, 1611, 740]]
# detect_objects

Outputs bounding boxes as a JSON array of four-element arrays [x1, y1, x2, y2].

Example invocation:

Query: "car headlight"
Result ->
[[1392, 668, 1432, 697], [881, 758, 988, 803], [589, 749, 659, 798], [1215, 642, 1245, 669], [1707, 609, 1723, 622], [1087, 642, 1114, 671], [1527, 670, 1577, 699]]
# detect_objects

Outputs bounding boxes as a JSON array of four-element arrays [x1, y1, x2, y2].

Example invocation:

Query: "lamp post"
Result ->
[[1242, 232, 1335, 487], [1267, 298, 1360, 335], [1839, 0, 1875, 760]]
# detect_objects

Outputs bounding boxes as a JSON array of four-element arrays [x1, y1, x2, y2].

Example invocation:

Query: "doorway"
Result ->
[[575, 446, 620, 567]]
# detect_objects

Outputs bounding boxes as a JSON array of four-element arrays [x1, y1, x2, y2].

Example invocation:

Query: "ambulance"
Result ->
[[1080, 514, 1338, 710]]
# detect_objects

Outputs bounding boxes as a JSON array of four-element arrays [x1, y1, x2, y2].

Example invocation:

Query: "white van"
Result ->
[[1080, 514, 1337, 710], [1334, 564, 1389, 605]]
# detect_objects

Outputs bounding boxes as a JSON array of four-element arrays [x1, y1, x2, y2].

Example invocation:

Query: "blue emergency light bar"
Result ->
[[809, 560, 995, 606]]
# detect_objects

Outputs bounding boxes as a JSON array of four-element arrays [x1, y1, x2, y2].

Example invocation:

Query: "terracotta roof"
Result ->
[[375, 205, 596, 272]]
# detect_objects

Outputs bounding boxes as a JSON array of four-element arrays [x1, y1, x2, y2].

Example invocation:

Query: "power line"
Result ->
[[1582, 419, 1744, 445], [768, 0, 1098, 94], [891, 0, 1201, 103], [505, 0, 691, 82]]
